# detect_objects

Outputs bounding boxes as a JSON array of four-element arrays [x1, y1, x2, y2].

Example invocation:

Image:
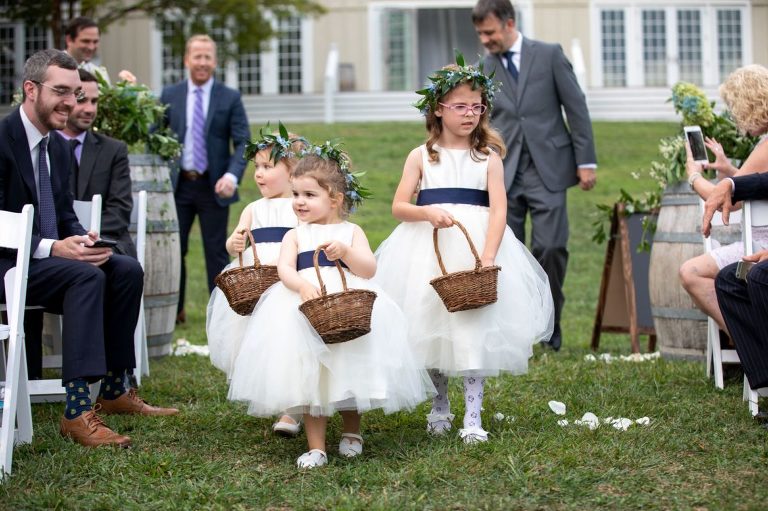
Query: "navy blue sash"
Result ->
[[297, 250, 349, 271], [416, 188, 489, 207], [250, 227, 291, 243]]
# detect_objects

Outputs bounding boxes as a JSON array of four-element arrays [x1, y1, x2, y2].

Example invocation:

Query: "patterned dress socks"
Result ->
[[99, 370, 128, 401], [462, 376, 486, 429], [429, 369, 450, 415], [64, 378, 92, 419]]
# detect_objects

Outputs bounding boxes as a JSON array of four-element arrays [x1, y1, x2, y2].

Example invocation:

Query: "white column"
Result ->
[[301, 17, 314, 93], [368, 4, 384, 92], [626, 6, 643, 87], [261, 13, 279, 95]]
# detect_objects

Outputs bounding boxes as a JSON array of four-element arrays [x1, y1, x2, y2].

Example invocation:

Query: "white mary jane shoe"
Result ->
[[338, 433, 364, 458], [426, 412, 455, 436], [296, 449, 327, 469], [459, 427, 489, 444], [272, 415, 302, 437]]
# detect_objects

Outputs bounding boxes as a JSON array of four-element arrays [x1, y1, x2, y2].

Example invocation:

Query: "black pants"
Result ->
[[715, 261, 768, 389], [175, 177, 230, 313], [0, 254, 143, 383]]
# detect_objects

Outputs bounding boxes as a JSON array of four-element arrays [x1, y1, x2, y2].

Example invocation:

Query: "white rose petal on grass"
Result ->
[[598, 353, 613, 363], [611, 418, 634, 431], [548, 400, 566, 415], [494, 412, 505, 421], [557, 419, 569, 427], [575, 412, 600, 430], [635, 417, 651, 426], [584, 354, 597, 362]]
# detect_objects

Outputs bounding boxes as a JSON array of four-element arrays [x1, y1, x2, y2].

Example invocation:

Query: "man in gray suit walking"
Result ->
[[473, 0, 597, 350]]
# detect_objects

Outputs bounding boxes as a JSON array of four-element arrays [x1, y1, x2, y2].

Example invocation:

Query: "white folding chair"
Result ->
[[741, 200, 768, 415], [0, 205, 35, 475], [132, 191, 149, 385], [701, 198, 741, 389]]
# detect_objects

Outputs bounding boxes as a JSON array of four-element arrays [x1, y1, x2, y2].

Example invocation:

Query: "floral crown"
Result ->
[[414, 50, 500, 116], [243, 121, 307, 163], [300, 139, 372, 211]]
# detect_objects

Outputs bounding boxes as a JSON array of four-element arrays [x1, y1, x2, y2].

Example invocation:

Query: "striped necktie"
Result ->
[[192, 87, 208, 172]]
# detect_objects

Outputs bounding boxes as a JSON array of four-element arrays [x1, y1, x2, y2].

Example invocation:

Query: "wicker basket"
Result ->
[[429, 220, 501, 312], [214, 230, 280, 316], [299, 247, 377, 344]]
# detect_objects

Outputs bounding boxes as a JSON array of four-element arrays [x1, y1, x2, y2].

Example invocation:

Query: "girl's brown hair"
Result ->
[[292, 154, 352, 218], [424, 65, 507, 163]]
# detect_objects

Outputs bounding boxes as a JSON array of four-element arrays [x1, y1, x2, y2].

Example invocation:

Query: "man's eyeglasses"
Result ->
[[438, 103, 487, 115], [31, 81, 85, 101]]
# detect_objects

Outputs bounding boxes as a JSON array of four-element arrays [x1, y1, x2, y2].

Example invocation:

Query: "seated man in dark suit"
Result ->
[[0, 49, 177, 449], [59, 69, 135, 258], [703, 174, 768, 412]]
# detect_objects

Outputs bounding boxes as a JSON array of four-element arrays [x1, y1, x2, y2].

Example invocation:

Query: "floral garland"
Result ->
[[243, 121, 306, 162], [301, 139, 372, 211], [414, 50, 500, 116]]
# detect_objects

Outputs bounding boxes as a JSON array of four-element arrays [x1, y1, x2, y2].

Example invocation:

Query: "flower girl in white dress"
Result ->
[[207, 125, 306, 435], [228, 143, 434, 468], [375, 55, 554, 444]]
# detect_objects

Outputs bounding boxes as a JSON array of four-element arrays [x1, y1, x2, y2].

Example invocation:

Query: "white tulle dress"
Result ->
[[207, 197, 296, 378], [374, 144, 554, 377], [228, 221, 436, 417]]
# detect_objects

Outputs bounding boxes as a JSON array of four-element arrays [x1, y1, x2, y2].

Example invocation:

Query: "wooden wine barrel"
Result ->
[[649, 182, 741, 360], [129, 154, 180, 358]]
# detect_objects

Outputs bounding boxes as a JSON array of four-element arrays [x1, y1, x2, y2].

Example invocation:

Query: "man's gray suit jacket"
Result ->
[[482, 37, 597, 192]]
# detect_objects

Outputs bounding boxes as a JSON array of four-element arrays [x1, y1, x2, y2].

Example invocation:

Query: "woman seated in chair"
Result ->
[[679, 64, 768, 336]]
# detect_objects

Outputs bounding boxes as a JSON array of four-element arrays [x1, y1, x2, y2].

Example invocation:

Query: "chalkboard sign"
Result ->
[[591, 203, 657, 353]]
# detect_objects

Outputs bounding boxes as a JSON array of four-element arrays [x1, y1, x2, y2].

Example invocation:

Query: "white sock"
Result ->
[[462, 376, 485, 429], [429, 369, 450, 415]]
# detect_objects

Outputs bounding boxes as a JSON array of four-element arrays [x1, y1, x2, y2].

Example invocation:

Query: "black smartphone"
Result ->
[[684, 126, 708, 164], [90, 238, 118, 248]]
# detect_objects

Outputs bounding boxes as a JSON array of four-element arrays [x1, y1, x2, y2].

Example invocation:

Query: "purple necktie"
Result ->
[[192, 87, 208, 172], [38, 136, 58, 239]]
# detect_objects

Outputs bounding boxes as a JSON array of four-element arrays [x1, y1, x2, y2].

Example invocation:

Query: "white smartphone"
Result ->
[[684, 125, 708, 164]]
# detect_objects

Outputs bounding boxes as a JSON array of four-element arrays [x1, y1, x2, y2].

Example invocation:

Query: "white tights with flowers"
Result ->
[[428, 370, 485, 430]]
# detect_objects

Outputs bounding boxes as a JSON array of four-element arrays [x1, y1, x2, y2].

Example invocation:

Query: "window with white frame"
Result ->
[[277, 16, 302, 94], [0, 22, 52, 104], [717, 9, 742, 82], [384, 9, 414, 91], [238, 53, 261, 95], [595, 3, 749, 88], [642, 9, 666, 86], [600, 10, 626, 87], [160, 19, 185, 86], [676, 9, 702, 84]]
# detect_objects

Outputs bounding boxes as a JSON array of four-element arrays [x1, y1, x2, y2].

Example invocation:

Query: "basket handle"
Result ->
[[236, 229, 262, 268], [432, 219, 482, 276], [312, 245, 348, 296]]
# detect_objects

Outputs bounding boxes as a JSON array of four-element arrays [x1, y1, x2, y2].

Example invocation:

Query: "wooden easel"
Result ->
[[591, 203, 656, 353]]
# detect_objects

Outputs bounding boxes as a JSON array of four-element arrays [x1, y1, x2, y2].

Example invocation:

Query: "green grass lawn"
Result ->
[[4, 121, 767, 510]]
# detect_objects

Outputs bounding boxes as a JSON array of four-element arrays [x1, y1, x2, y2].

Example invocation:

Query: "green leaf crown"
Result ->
[[243, 121, 307, 163], [414, 50, 500, 116], [300, 139, 372, 211]]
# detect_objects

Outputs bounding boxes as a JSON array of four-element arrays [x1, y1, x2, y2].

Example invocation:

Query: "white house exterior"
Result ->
[[1, 0, 766, 121]]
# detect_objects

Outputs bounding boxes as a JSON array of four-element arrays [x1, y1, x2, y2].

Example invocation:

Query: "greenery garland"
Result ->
[[414, 50, 500, 115]]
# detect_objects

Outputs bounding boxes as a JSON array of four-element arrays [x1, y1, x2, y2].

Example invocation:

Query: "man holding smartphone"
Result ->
[[0, 50, 177, 449], [703, 174, 768, 407]]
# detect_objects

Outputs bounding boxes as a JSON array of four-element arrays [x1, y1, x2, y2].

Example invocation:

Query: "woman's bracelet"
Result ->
[[688, 172, 703, 187]]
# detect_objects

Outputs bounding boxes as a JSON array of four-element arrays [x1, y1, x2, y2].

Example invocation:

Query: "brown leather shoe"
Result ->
[[96, 388, 179, 416], [59, 405, 131, 448]]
